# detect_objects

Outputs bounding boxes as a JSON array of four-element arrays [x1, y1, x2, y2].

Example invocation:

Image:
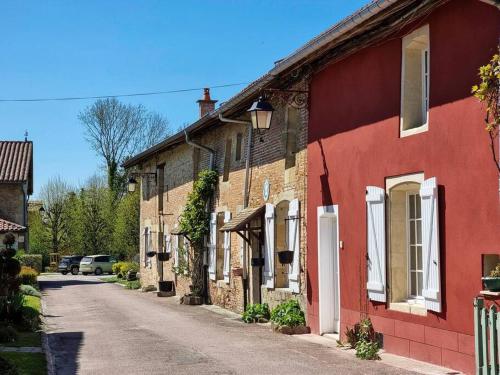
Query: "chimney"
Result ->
[[197, 88, 217, 118]]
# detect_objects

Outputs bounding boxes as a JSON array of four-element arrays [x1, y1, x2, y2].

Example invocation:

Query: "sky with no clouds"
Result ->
[[0, 0, 367, 196]]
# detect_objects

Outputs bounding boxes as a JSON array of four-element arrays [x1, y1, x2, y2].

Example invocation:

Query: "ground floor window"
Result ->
[[275, 200, 290, 289]]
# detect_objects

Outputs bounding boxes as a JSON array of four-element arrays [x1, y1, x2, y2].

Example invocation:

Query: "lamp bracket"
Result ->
[[261, 88, 308, 109]]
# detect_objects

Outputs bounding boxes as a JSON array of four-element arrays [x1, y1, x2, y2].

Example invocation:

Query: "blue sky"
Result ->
[[0, 1, 366, 196]]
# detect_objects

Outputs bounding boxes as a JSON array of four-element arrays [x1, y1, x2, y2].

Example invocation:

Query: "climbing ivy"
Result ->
[[472, 52, 500, 172], [176, 169, 218, 296]]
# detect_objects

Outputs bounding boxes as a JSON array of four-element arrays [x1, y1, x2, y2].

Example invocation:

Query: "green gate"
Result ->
[[474, 297, 499, 375]]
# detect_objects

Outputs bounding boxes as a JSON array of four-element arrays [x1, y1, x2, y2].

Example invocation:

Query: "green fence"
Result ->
[[474, 298, 499, 375]]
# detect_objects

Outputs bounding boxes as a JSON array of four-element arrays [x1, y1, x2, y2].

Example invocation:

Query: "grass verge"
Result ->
[[100, 276, 141, 290], [0, 352, 46, 375]]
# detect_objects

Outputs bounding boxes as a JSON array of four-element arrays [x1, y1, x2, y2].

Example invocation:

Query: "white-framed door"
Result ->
[[318, 205, 340, 334]]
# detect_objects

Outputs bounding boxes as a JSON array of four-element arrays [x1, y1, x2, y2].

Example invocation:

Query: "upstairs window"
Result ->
[[235, 133, 243, 162], [401, 25, 429, 136], [223, 138, 232, 182]]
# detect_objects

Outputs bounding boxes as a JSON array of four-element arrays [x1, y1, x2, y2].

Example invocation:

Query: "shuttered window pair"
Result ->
[[264, 199, 301, 293], [208, 211, 231, 283], [366, 177, 441, 312]]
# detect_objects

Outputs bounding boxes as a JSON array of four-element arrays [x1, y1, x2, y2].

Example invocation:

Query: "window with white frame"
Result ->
[[366, 175, 441, 314], [401, 25, 430, 136], [144, 227, 152, 268]]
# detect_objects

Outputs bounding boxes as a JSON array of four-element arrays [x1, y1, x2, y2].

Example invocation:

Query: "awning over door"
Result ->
[[220, 206, 265, 232]]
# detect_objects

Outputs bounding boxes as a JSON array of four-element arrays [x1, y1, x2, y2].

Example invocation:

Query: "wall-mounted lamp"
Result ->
[[127, 172, 157, 193], [247, 96, 274, 131]]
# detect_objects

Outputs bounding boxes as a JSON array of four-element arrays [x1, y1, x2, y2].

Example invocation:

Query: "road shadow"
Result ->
[[39, 279, 104, 291], [46, 331, 83, 375]]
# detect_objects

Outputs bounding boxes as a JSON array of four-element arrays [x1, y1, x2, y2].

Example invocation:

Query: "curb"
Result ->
[[40, 297, 56, 375]]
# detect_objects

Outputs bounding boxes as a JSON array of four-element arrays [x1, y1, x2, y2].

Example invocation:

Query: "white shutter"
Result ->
[[288, 199, 300, 293], [420, 177, 441, 312], [264, 203, 275, 288], [143, 228, 149, 267], [165, 235, 171, 254], [239, 236, 247, 279], [174, 234, 179, 267], [183, 237, 189, 275], [366, 186, 386, 302], [223, 211, 231, 283], [208, 212, 217, 281]]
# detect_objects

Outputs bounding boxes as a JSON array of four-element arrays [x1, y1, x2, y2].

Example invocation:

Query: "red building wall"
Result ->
[[306, 1, 500, 373]]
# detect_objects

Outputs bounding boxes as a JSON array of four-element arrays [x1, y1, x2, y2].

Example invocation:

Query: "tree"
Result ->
[[79, 98, 170, 195], [80, 176, 113, 255], [112, 190, 140, 260], [39, 176, 71, 253]]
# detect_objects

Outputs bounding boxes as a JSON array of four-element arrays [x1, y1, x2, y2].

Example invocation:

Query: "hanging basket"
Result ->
[[278, 250, 294, 264], [157, 252, 170, 262], [251, 257, 265, 267], [146, 251, 157, 258]]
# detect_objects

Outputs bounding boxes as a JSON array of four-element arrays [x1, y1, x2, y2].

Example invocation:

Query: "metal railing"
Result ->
[[474, 297, 499, 375]]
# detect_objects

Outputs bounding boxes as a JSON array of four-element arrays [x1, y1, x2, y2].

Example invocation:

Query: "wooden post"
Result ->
[[475, 297, 485, 375]]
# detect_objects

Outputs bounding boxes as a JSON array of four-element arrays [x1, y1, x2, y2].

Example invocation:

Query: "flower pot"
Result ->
[[482, 277, 500, 291], [277, 250, 294, 264], [157, 252, 170, 262], [251, 258, 265, 267], [158, 281, 174, 292], [232, 267, 244, 277], [146, 251, 157, 258]]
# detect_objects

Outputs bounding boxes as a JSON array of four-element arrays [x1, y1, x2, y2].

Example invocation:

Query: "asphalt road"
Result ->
[[39, 274, 415, 375]]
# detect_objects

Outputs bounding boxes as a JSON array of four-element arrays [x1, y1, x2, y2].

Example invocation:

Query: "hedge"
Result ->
[[16, 255, 42, 274]]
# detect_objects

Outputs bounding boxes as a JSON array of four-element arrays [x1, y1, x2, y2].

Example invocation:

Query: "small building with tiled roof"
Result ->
[[0, 140, 33, 250]]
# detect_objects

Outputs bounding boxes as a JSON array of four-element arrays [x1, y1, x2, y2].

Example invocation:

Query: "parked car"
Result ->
[[80, 255, 117, 276], [58, 255, 84, 275]]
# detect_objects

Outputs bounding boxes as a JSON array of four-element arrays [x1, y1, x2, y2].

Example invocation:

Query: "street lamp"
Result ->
[[247, 96, 274, 131], [128, 176, 138, 193]]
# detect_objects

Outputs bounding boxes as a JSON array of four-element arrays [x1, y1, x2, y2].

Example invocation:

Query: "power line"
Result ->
[[0, 82, 249, 103]]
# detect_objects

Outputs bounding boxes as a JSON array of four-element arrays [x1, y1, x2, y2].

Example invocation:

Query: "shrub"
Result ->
[[0, 325, 18, 343], [19, 285, 41, 298], [15, 255, 42, 274], [124, 280, 141, 289], [270, 299, 305, 328], [344, 318, 380, 360], [18, 267, 38, 286], [242, 303, 270, 323], [113, 262, 139, 279], [0, 355, 17, 375]]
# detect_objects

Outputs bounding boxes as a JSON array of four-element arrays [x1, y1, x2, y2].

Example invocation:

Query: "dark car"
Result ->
[[58, 255, 84, 275]]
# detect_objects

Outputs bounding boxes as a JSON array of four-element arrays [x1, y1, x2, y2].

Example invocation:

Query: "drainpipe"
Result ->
[[218, 114, 253, 310], [184, 130, 215, 170], [184, 130, 215, 304], [218, 114, 252, 209]]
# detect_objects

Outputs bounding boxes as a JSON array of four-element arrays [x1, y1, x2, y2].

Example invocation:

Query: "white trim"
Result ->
[[385, 172, 424, 192], [400, 24, 430, 138], [317, 205, 341, 335]]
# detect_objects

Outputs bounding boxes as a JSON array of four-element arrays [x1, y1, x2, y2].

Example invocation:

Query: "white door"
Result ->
[[318, 205, 340, 334]]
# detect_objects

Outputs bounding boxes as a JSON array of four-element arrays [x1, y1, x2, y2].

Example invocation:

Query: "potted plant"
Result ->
[[483, 263, 500, 291], [270, 299, 310, 335], [157, 252, 170, 262], [277, 250, 294, 264]]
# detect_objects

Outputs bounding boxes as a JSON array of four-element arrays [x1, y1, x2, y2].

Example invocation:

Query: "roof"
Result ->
[[124, 0, 486, 169], [0, 218, 26, 233], [123, 0, 403, 169], [0, 141, 33, 194], [220, 206, 265, 232]]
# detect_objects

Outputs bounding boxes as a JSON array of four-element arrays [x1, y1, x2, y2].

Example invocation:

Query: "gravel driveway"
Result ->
[[39, 274, 416, 375]]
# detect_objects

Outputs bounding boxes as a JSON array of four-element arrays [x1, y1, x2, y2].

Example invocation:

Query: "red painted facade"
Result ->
[[306, 1, 500, 373]]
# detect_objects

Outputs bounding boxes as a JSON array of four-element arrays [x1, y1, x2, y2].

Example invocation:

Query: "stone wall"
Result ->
[[0, 184, 26, 226], [137, 82, 308, 316]]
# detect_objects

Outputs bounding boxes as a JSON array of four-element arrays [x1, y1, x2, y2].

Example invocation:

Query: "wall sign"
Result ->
[[263, 178, 270, 201]]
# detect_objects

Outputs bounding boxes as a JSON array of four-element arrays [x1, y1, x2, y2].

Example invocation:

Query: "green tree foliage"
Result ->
[[112, 190, 140, 260]]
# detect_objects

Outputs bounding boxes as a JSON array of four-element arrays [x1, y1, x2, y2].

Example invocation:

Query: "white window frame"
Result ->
[[400, 24, 430, 138], [406, 191, 424, 303]]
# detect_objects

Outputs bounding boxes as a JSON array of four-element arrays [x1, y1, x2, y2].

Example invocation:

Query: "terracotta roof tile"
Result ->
[[0, 141, 33, 193], [0, 218, 26, 233]]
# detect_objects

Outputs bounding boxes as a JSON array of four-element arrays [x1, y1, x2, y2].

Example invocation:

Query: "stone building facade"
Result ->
[[125, 84, 308, 313], [0, 141, 33, 249]]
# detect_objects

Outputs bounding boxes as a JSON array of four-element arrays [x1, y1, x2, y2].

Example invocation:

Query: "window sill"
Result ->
[[400, 123, 428, 138], [216, 280, 230, 289], [389, 302, 427, 316]]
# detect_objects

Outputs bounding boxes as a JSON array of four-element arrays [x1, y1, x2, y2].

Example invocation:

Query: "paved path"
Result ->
[[40, 274, 416, 375]]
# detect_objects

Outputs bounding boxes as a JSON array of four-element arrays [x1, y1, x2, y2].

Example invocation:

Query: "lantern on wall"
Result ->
[[247, 96, 274, 131]]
